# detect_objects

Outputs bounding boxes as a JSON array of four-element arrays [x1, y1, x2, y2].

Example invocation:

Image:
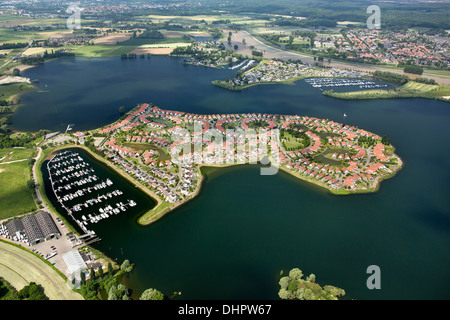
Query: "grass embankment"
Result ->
[[323, 80, 450, 102], [0, 240, 83, 300]]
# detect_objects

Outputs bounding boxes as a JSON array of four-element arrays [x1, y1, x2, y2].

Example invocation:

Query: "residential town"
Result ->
[[86, 102, 402, 212], [223, 59, 369, 88], [317, 28, 449, 68]]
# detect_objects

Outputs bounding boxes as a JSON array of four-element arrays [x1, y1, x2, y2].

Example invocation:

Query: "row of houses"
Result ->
[[98, 103, 150, 134], [107, 153, 180, 203]]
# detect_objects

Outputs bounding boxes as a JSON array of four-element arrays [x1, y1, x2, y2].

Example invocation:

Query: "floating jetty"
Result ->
[[46, 150, 137, 240], [305, 77, 389, 89]]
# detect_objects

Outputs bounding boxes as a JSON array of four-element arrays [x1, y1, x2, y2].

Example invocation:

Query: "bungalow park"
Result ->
[[76, 102, 401, 222]]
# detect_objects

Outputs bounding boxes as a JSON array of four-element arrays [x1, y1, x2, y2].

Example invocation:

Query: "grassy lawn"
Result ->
[[0, 159, 36, 219], [0, 147, 35, 163]]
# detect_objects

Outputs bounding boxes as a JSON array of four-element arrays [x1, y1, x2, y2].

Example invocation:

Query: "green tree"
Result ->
[[98, 266, 104, 278], [12, 68, 20, 76], [140, 288, 164, 300], [306, 274, 316, 283], [288, 268, 303, 281], [18, 282, 47, 300], [108, 262, 113, 274], [403, 65, 423, 75], [288, 280, 299, 291], [381, 136, 391, 146], [120, 259, 133, 272], [80, 271, 86, 284], [89, 267, 96, 282]]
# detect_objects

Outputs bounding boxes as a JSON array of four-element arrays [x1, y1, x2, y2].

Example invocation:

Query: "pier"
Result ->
[[46, 150, 137, 242]]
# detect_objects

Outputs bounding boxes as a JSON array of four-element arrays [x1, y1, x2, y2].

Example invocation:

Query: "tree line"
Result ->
[[21, 51, 75, 65], [372, 71, 409, 84], [0, 277, 48, 300], [0, 42, 28, 50], [278, 267, 345, 300]]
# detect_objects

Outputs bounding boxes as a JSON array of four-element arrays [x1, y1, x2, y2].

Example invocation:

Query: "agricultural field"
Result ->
[[92, 33, 132, 45], [69, 44, 137, 58], [131, 42, 191, 55], [21, 47, 48, 56]]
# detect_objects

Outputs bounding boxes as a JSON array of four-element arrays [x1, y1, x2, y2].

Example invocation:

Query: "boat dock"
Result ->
[[46, 150, 137, 241]]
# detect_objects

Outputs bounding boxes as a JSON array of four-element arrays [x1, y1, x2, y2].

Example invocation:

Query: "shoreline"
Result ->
[[136, 161, 237, 226], [323, 86, 450, 103], [136, 151, 403, 226]]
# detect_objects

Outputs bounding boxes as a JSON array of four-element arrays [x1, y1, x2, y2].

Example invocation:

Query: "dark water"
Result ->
[[25, 57, 450, 299]]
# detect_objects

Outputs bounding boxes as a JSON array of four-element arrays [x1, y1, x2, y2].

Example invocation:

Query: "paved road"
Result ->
[[0, 39, 32, 71]]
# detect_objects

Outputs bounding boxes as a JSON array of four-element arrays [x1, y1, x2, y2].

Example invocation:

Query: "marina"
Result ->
[[46, 150, 138, 239], [304, 77, 389, 89]]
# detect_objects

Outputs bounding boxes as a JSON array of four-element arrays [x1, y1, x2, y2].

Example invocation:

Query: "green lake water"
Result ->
[[21, 56, 450, 300]]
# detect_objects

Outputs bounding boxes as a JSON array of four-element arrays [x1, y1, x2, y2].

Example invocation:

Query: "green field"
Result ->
[[69, 44, 137, 58], [0, 149, 36, 219], [0, 147, 35, 163]]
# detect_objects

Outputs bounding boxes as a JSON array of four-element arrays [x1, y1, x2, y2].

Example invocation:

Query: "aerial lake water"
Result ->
[[19, 56, 450, 299]]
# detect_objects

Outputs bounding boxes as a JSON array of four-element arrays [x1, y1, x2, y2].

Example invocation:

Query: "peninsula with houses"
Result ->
[[60, 103, 403, 226]]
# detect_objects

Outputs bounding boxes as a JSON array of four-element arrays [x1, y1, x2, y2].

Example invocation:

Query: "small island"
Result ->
[[47, 102, 402, 227], [278, 268, 345, 300]]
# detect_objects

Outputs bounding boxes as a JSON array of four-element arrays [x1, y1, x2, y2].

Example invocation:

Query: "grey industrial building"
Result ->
[[5, 211, 61, 245]]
